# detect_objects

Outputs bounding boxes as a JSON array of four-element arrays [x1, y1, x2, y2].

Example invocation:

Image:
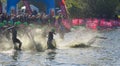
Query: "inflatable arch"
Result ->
[[7, 0, 55, 15], [7, 0, 20, 15]]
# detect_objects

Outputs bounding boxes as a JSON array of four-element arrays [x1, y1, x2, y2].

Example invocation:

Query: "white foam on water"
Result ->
[[55, 27, 98, 49], [0, 25, 120, 51]]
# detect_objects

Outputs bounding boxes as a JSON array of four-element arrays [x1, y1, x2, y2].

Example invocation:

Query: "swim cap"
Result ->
[[51, 29, 55, 32]]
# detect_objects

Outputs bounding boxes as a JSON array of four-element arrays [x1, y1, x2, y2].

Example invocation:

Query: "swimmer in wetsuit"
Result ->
[[47, 29, 56, 49], [12, 27, 22, 50]]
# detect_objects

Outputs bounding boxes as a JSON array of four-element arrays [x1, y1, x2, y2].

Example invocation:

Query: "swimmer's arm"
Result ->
[[53, 32, 56, 35]]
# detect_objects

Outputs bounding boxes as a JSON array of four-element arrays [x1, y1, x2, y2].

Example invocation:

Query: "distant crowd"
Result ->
[[0, 11, 57, 25], [0, 10, 64, 33]]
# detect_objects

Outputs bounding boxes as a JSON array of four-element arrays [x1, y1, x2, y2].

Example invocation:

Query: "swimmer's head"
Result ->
[[51, 29, 55, 32]]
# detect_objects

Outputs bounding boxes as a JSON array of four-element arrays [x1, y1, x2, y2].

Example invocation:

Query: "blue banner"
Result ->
[[7, 0, 20, 15], [7, 0, 55, 15]]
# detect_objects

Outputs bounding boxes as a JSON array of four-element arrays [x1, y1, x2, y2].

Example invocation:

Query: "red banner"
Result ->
[[62, 19, 71, 29], [22, 0, 32, 14]]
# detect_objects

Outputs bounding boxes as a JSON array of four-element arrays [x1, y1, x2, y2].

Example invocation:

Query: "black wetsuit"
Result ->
[[12, 28, 22, 50], [47, 32, 55, 49]]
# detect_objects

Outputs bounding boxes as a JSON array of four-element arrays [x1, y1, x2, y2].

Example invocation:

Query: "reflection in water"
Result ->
[[0, 47, 120, 66], [12, 50, 21, 61], [46, 50, 57, 61]]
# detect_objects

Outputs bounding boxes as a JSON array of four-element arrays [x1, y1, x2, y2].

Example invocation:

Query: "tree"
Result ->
[[1, 0, 6, 3], [85, 0, 119, 18], [65, 0, 119, 18]]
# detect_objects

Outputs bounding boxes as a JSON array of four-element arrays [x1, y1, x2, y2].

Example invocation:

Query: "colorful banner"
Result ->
[[7, 0, 20, 15], [62, 19, 71, 29], [59, 0, 68, 18], [7, 0, 55, 15]]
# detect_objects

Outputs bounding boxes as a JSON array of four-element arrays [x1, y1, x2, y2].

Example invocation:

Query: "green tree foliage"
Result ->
[[65, 0, 119, 18], [1, 0, 120, 19], [1, 0, 6, 3], [17, 0, 24, 9]]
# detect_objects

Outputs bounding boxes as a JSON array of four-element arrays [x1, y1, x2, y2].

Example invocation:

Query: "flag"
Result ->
[[59, 0, 68, 18]]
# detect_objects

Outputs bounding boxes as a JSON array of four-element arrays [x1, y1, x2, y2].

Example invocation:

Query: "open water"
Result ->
[[0, 26, 120, 66]]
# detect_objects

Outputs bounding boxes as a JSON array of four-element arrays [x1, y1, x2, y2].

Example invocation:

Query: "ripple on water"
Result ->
[[0, 46, 120, 66]]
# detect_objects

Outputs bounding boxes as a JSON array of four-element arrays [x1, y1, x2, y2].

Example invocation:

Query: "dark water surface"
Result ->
[[0, 47, 120, 66]]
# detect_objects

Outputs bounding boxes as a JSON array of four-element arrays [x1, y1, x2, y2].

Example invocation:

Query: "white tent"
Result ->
[[21, 4, 39, 13]]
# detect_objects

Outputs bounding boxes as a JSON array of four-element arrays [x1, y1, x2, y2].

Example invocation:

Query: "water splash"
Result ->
[[1, 24, 120, 51], [0, 25, 57, 51], [56, 27, 98, 49], [0, 25, 100, 51]]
